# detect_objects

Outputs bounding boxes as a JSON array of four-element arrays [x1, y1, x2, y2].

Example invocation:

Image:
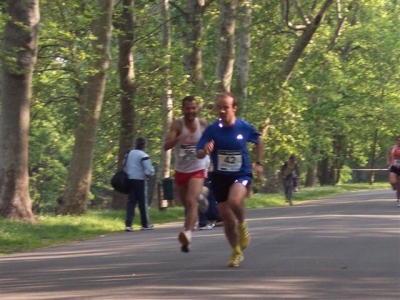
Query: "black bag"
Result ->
[[110, 150, 131, 194], [111, 170, 130, 194]]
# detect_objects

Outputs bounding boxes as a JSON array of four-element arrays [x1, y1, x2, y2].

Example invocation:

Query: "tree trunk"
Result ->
[[112, 0, 137, 210], [236, 0, 252, 118], [318, 157, 331, 185], [341, 2, 359, 60], [369, 129, 378, 185], [305, 147, 319, 187], [215, 0, 237, 93], [58, 0, 114, 215], [156, 0, 174, 207], [0, 0, 39, 221], [184, 0, 206, 90]]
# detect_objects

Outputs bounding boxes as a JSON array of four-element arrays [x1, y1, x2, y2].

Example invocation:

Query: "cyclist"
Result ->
[[386, 135, 400, 207], [281, 154, 300, 193]]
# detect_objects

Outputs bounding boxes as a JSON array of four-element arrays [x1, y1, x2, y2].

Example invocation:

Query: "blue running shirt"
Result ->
[[196, 119, 261, 176]]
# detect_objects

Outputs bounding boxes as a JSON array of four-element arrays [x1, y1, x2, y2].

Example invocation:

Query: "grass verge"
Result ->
[[0, 182, 390, 255]]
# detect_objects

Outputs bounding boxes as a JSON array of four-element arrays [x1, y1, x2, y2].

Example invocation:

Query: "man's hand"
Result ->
[[196, 140, 214, 159], [253, 163, 263, 184], [204, 140, 214, 155]]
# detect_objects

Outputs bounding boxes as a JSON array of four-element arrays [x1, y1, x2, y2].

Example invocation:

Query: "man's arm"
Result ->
[[253, 136, 264, 183], [255, 136, 263, 163], [142, 156, 155, 177], [163, 119, 181, 151], [387, 146, 393, 167]]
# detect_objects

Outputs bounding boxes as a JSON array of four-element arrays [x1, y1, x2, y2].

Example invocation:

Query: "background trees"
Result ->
[[0, 0, 399, 219]]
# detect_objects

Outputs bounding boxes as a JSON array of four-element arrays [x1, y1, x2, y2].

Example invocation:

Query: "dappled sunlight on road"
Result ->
[[1, 190, 399, 300]]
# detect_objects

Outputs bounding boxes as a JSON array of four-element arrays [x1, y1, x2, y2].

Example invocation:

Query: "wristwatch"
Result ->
[[255, 161, 262, 166]]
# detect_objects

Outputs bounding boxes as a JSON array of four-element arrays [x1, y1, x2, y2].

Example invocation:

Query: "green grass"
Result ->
[[246, 182, 389, 208], [0, 182, 390, 255]]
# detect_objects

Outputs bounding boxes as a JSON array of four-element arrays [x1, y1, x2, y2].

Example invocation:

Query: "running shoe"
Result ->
[[239, 221, 250, 250], [227, 250, 243, 267], [141, 224, 154, 230], [178, 230, 191, 253], [397, 200, 400, 207], [198, 224, 214, 230], [125, 226, 133, 232]]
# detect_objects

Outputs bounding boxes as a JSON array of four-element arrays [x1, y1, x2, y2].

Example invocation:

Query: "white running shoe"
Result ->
[[198, 224, 214, 230]]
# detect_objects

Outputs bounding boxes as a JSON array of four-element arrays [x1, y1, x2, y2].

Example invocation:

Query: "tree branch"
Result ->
[[283, 0, 307, 31], [294, 0, 311, 25], [170, 1, 188, 22]]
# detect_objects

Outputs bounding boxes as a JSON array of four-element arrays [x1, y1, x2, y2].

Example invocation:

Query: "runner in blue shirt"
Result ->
[[196, 92, 263, 267]]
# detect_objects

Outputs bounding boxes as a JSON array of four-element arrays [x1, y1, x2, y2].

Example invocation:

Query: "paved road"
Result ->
[[1, 190, 399, 300]]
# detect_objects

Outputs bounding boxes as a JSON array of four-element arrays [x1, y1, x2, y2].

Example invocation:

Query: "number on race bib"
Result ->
[[218, 150, 242, 172], [179, 144, 197, 161]]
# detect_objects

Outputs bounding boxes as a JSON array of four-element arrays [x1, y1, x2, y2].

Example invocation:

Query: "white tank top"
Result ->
[[174, 117, 206, 173]]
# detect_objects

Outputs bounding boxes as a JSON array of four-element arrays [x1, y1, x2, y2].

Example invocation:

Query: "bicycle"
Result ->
[[283, 175, 294, 206]]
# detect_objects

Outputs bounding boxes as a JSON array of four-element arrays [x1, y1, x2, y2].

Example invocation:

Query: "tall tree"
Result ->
[[58, 0, 114, 214], [235, 0, 252, 117], [0, 0, 40, 221], [183, 0, 209, 89], [215, 0, 237, 93], [112, 0, 137, 209], [158, 0, 173, 183], [170, 0, 214, 91]]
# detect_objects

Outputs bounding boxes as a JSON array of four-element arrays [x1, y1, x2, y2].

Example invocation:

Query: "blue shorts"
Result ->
[[211, 173, 252, 203]]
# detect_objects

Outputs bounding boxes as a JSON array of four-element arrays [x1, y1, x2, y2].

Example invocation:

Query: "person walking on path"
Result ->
[[124, 137, 155, 232], [196, 92, 263, 267], [164, 96, 208, 252]]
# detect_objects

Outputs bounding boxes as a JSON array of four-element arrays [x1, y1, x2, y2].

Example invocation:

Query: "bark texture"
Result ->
[[236, 0, 252, 118], [58, 0, 114, 215], [215, 0, 237, 93], [0, 0, 40, 221], [112, 0, 137, 209], [183, 0, 206, 88], [155, 0, 174, 207]]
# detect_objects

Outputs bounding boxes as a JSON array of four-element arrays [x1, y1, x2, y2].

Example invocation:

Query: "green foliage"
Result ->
[[1, 0, 399, 212], [337, 165, 353, 184]]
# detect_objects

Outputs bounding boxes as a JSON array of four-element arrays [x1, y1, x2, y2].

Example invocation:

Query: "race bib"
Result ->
[[395, 159, 400, 167], [178, 144, 197, 161], [217, 150, 242, 172]]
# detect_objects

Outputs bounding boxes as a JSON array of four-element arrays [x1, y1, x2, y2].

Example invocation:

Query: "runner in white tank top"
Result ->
[[174, 117, 206, 173], [164, 96, 207, 252]]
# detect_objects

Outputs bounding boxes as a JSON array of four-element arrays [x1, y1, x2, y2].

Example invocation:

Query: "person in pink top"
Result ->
[[386, 135, 400, 207], [164, 96, 208, 252]]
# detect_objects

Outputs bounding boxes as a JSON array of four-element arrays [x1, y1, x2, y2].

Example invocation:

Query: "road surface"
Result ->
[[1, 189, 399, 299]]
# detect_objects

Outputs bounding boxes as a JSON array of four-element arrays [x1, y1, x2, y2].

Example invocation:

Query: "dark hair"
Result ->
[[182, 96, 197, 107], [217, 92, 238, 107], [290, 154, 296, 158], [135, 137, 147, 149]]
